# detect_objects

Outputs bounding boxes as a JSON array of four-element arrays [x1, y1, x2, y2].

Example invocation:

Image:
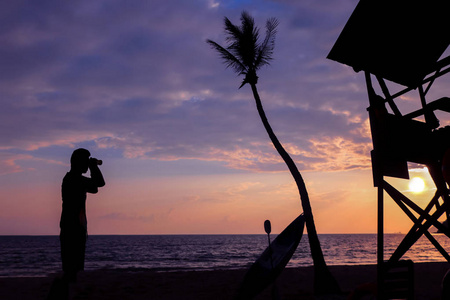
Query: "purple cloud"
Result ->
[[1, 0, 381, 175]]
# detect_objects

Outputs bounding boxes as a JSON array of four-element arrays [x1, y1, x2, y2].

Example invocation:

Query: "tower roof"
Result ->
[[327, 0, 450, 88]]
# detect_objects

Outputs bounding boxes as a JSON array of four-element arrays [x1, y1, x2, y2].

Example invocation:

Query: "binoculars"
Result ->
[[90, 158, 103, 165]]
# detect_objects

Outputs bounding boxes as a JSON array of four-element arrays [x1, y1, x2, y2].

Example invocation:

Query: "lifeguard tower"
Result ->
[[328, 0, 450, 298]]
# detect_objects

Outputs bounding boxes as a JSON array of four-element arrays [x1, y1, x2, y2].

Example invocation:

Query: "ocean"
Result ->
[[1, 234, 449, 277]]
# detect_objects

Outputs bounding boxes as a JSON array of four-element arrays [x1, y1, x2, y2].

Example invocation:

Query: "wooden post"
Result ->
[[377, 185, 384, 299]]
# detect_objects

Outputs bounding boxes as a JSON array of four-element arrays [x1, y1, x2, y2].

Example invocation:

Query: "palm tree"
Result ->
[[207, 11, 340, 294]]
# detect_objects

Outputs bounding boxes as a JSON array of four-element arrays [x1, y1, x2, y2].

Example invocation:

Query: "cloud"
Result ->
[[88, 94, 372, 172], [0, 152, 67, 175], [0, 153, 30, 175], [1, 0, 376, 175], [100, 212, 155, 223]]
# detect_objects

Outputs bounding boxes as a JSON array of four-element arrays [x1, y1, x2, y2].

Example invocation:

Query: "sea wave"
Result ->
[[1, 234, 449, 277]]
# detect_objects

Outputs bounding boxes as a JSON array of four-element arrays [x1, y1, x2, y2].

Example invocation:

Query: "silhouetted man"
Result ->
[[60, 148, 105, 283]]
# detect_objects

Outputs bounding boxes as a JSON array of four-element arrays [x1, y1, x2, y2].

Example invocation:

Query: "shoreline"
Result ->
[[0, 262, 448, 299]]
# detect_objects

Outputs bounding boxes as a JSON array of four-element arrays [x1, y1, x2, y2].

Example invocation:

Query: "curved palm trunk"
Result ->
[[250, 83, 340, 294]]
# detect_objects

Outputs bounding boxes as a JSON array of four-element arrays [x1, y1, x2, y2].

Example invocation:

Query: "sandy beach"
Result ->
[[1, 262, 449, 300]]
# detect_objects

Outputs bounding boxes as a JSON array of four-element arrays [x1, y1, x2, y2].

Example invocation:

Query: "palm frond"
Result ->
[[238, 11, 259, 69], [207, 11, 277, 87], [223, 17, 245, 63], [206, 39, 247, 74], [224, 17, 242, 43], [255, 17, 278, 69]]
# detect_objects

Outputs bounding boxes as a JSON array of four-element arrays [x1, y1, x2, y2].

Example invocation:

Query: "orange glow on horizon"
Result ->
[[0, 166, 439, 235]]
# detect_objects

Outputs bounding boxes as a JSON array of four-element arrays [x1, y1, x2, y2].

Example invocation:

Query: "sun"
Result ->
[[409, 177, 425, 193]]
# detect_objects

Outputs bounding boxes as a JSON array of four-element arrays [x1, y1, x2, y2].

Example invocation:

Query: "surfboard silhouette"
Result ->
[[236, 214, 305, 299]]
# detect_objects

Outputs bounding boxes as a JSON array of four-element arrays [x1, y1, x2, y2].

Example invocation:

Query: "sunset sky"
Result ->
[[2, 0, 450, 235]]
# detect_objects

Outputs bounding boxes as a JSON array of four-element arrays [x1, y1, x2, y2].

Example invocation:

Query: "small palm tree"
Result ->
[[207, 11, 340, 294]]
